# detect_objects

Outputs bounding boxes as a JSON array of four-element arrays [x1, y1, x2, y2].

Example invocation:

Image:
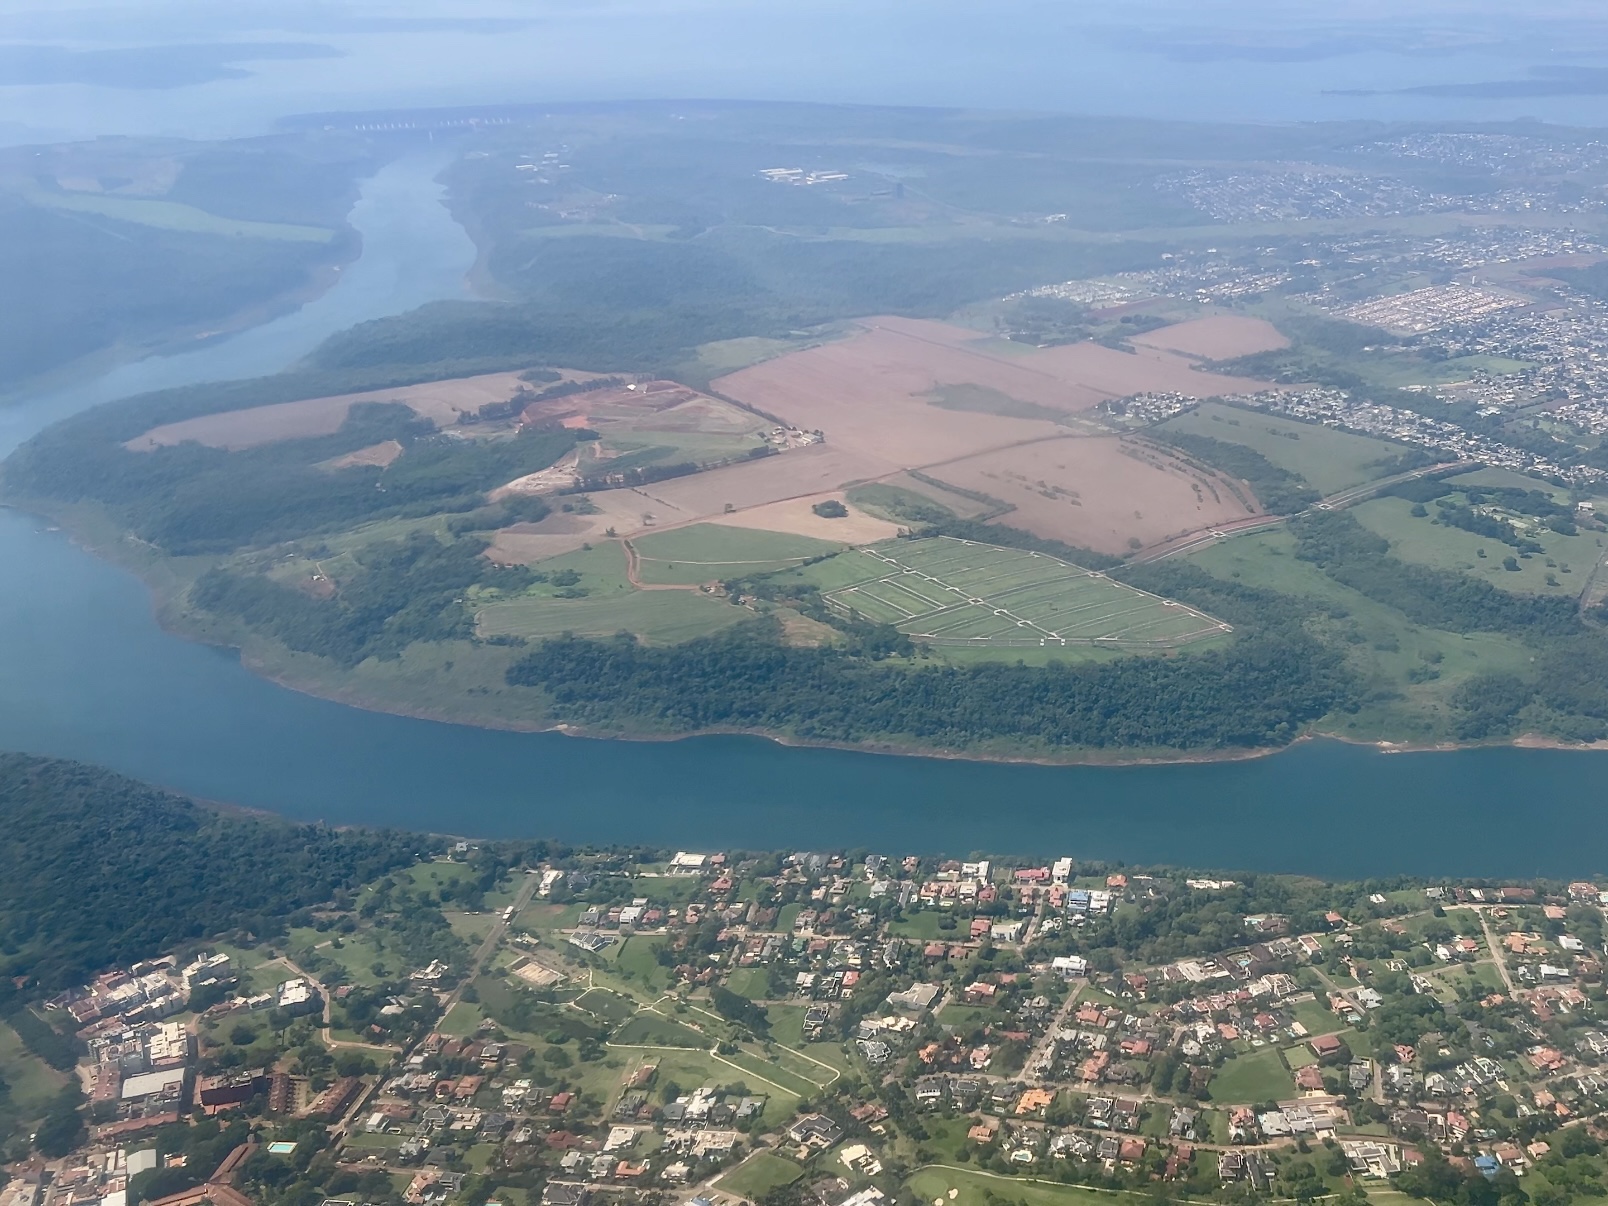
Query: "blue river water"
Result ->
[[1, 138, 1605, 881]]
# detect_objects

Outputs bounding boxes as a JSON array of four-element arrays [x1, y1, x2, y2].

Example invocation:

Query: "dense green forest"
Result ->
[[0, 754, 423, 989], [504, 616, 1353, 752], [192, 531, 530, 666]]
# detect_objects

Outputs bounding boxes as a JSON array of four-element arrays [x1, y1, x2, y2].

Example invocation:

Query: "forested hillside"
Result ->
[[0, 754, 423, 990]]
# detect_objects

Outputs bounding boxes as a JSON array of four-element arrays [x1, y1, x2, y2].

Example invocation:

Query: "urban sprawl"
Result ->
[[10, 848, 1608, 1206]]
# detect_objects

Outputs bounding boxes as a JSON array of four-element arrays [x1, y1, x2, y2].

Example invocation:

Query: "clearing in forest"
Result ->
[[818, 536, 1227, 648]]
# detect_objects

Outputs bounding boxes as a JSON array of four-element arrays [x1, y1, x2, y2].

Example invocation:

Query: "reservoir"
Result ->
[[0, 150, 1602, 881]]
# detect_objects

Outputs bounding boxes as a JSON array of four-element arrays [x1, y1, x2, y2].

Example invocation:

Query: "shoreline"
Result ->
[[11, 497, 1608, 770]]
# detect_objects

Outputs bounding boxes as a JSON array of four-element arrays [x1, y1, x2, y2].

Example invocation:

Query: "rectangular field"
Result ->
[[822, 536, 1226, 648]]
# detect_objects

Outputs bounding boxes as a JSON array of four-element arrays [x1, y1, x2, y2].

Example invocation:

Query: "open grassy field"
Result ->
[[907, 1167, 1149, 1206], [813, 536, 1227, 648], [724, 967, 772, 1000], [717, 1152, 804, 1199], [631, 524, 845, 585], [1209, 1046, 1296, 1103], [0, 1019, 67, 1120], [1184, 526, 1536, 742], [475, 537, 746, 645], [1156, 402, 1415, 495], [612, 1013, 708, 1048], [1350, 494, 1607, 597], [576, 988, 639, 1024]]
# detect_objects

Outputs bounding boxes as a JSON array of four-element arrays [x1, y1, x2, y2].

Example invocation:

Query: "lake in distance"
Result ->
[[1, 147, 1605, 881]]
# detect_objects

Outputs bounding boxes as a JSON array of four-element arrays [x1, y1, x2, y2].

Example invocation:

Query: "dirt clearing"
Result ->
[[925, 435, 1256, 554]]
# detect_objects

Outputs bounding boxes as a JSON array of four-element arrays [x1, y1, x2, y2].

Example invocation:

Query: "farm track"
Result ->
[[620, 538, 704, 591]]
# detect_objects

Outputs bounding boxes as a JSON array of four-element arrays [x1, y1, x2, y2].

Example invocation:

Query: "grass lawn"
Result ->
[[468, 1143, 500, 1173], [612, 1013, 708, 1048], [632, 524, 845, 585], [437, 1002, 486, 1038], [607, 937, 672, 994], [717, 1152, 804, 1199], [715, 1047, 820, 1098], [1209, 1047, 1295, 1104], [0, 1019, 67, 1119], [397, 860, 480, 891], [343, 1131, 403, 1151], [907, 1167, 1149, 1206], [889, 910, 963, 941], [1157, 402, 1413, 495], [1292, 999, 1339, 1036], [1284, 1046, 1318, 1069], [725, 967, 772, 1000], [576, 989, 640, 1023]]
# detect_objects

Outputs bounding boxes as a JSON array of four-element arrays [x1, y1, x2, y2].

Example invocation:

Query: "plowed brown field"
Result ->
[[1129, 315, 1289, 361], [924, 435, 1257, 555]]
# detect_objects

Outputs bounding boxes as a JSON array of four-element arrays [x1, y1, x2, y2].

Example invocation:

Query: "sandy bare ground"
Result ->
[[924, 435, 1256, 555], [705, 493, 903, 543], [317, 439, 403, 470], [1129, 315, 1289, 361], [126, 371, 535, 451]]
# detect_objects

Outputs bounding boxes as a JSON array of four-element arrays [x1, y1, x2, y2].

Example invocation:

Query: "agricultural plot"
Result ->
[[821, 537, 1226, 649]]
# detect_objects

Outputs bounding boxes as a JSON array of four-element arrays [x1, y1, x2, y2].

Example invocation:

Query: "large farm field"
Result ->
[[815, 536, 1227, 648], [924, 435, 1255, 553]]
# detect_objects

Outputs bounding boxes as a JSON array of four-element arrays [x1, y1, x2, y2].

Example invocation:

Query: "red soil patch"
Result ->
[[1129, 315, 1289, 361]]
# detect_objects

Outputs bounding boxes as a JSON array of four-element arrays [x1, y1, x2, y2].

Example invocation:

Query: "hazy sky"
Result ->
[[6, 0, 1608, 141]]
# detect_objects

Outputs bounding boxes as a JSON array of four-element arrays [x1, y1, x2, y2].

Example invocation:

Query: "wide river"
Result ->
[[1, 152, 1603, 881]]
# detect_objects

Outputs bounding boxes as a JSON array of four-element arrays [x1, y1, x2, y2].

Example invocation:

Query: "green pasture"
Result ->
[[1350, 495, 1605, 597], [805, 537, 1224, 647], [632, 524, 844, 585], [1156, 402, 1415, 495]]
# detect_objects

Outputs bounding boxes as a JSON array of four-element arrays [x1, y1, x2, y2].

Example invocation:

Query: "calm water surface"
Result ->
[[1, 134, 1605, 879]]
